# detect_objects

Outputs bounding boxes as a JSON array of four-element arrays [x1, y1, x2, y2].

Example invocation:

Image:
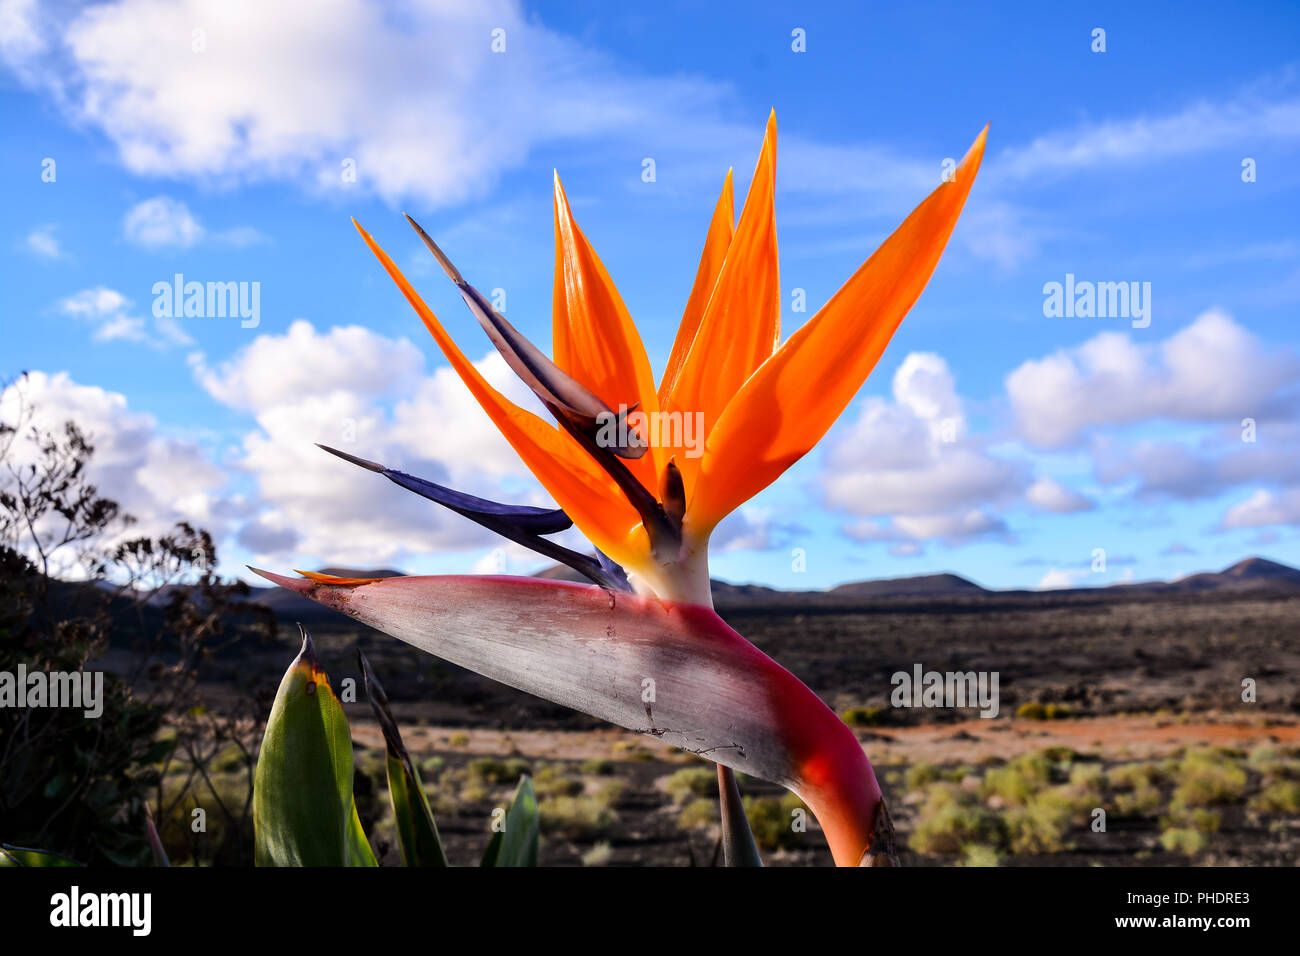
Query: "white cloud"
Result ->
[[995, 84, 1300, 182], [0, 371, 227, 567], [1026, 476, 1094, 514], [1037, 567, 1088, 590], [711, 506, 804, 553], [1007, 310, 1300, 448], [192, 319, 424, 412], [57, 285, 193, 347], [822, 353, 1025, 544], [25, 224, 60, 259], [123, 196, 204, 249], [60, 285, 128, 318], [193, 319, 550, 565], [1221, 488, 1300, 530], [0, 0, 731, 208]]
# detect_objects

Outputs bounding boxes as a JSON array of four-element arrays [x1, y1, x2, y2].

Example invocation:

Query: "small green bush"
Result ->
[[663, 767, 716, 804], [1159, 827, 1205, 856], [839, 706, 884, 727], [908, 784, 1005, 856], [1251, 781, 1300, 813], [741, 793, 808, 851]]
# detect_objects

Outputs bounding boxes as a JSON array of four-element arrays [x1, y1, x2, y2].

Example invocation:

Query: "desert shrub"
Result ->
[[612, 740, 655, 761], [1171, 751, 1248, 807], [904, 762, 942, 791], [961, 844, 999, 867], [419, 755, 444, 777], [1109, 761, 1166, 791], [447, 732, 470, 748], [1114, 785, 1163, 818], [468, 757, 531, 787], [1068, 763, 1107, 791], [1247, 744, 1281, 767], [533, 763, 584, 798], [1015, 702, 1071, 720], [581, 841, 613, 866], [539, 793, 618, 839], [663, 767, 716, 804], [741, 793, 808, 851], [676, 797, 717, 830], [1004, 785, 1087, 855], [593, 779, 627, 806], [839, 706, 884, 727], [908, 784, 1005, 856], [580, 758, 615, 776], [1160, 826, 1205, 856], [0, 386, 276, 866], [980, 753, 1053, 806], [1251, 781, 1300, 813]]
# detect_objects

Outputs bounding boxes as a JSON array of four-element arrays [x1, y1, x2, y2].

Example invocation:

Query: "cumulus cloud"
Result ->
[[0, 371, 227, 566], [711, 507, 806, 554], [1025, 476, 1094, 513], [1037, 567, 1089, 590], [1221, 488, 1300, 530], [192, 319, 550, 565], [122, 195, 265, 249], [24, 224, 60, 259], [822, 352, 1024, 546], [123, 196, 204, 249], [0, 0, 733, 208], [57, 285, 193, 346], [845, 509, 1010, 547], [995, 83, 1300, 183], [1007, 310, 1300, 448]]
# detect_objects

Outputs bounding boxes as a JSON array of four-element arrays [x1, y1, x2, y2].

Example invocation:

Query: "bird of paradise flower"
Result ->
[[254, 112, 986, 866]]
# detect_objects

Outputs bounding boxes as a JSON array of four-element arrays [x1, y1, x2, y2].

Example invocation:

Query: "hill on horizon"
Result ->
[[244, 556, 1300, 608]]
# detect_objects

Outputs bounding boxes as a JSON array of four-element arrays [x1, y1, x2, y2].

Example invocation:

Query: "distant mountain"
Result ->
[[243, 566, 405, 619], [239, 557, 1300, 620], [532, 564, 591, 584], [1115, 557, 1300, 594], [527, 563, 986, 604], [828, 572, 985, 598], [315, 567, 405, 579]]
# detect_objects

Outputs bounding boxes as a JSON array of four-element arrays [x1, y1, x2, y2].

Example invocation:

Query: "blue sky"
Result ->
[[2, 0, 1299, 591]]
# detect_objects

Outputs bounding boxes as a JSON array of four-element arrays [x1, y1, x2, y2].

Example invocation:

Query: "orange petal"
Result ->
[[658, 167, 735, 407], [354, 220, 648, 568], [687, 125, 989, 535], [552, 175, 663, 487], [666, 111, 781, 494], [295, 570, 385, 587]]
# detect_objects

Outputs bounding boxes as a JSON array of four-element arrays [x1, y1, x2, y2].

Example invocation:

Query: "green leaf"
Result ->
[[0, 844, 82, 867], [386, 753, 447, 867], [254, 626, 376, 867], [483, 776, 539, 867], [359, 651, 447, 867]]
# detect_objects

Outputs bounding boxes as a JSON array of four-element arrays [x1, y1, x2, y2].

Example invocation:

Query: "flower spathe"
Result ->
[[261, 112, 986, 866]]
